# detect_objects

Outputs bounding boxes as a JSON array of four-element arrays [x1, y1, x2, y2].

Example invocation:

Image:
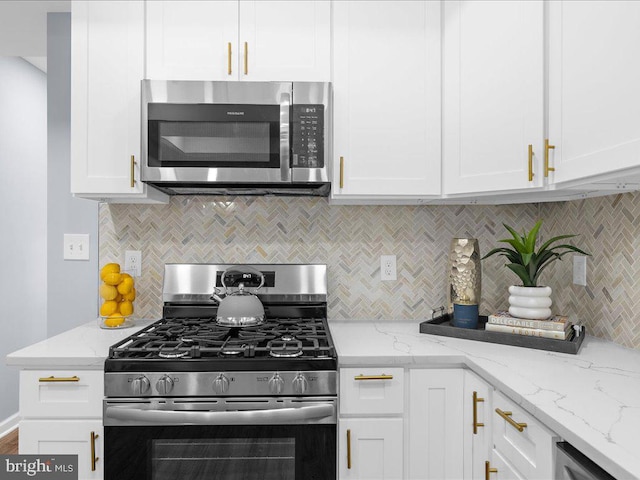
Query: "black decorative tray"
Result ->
[[419, 314, 585, 355]]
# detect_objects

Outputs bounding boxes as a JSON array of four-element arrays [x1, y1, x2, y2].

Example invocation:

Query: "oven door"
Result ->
[[103, 397, 336, 480], [142, 80, 292, 184]]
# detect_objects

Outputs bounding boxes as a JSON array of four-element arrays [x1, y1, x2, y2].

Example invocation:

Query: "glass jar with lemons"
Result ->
[[98, 263, 136, 329]]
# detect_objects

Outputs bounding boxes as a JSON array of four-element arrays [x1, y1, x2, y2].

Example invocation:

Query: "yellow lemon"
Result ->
[[104, 316, 125, 327], [100, 300, 119, 316], [117, 277, 134, 295], [103, 272, 122, 286], [99, 284, 118, 301], [119, 301, 134, 317], [100, 263, 120, 281], [120, 272, 133, 281], [114, 293, 123, 303], [124, 288, 136, 302]]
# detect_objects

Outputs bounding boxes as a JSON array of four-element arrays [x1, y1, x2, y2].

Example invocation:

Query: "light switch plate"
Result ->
[[63, 234, 90, 260], [573, 256, 587, 286]]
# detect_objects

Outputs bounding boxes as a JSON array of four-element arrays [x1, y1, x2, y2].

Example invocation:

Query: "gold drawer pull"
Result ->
[[495, 408, 527, 432], [228, 42, 232, 75], [528, 144, 534, 182], [91, 431, 99, 471], [473, 391, 485, 434], [339, 156, 344, 189], [485, 460, 497, 480], [346, 429, 352, 469], [39, 376, 80, 383], [354, 374, 393, 381], [244, 41, 248, 75]]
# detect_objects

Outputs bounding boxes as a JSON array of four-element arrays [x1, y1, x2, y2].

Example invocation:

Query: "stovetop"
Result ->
[[106, 315, 336, 372]]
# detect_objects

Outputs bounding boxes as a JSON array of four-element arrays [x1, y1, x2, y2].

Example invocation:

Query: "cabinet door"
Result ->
[[20, 420, 103, 480], [146, 0, 239, 80], [332, 1, 441, 198], [339, 418, 403, 479], [239, 1, 330, 81], [442, 0, 544, 195], [548, 1, 640, 185], [489, 449, 525, 480], [463, 371, 493, 480], [71, 1, 167, 202], [409, 369, 464, 480]]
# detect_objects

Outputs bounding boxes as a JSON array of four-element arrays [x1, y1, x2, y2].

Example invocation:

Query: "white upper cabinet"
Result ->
[[442, 0, 545, 196], [548, 0, 640, 186], [331, 1, 441, 199], [146, 0, 330, 82], [71, 1, 167, 203]]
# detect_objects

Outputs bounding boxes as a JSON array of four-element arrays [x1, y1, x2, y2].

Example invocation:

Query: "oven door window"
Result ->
[[148, 104, 281, 168], [105, 424, 335, 480], [153, 437, 295, 480]]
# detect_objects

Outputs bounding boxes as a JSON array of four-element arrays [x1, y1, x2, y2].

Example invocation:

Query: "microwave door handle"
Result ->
[[105, 403, 334, 425], [280, 90, 291, 182]]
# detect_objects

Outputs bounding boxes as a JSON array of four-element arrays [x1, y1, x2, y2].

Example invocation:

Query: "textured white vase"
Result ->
[[508, 285, 552, 319]]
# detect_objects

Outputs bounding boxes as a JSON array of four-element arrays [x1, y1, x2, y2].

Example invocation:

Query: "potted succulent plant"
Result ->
[[482, 220, 590, 319]]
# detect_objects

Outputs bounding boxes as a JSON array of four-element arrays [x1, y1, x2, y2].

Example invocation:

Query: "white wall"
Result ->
[[0, 57, 47, 421], [47, 12, 98, 337]]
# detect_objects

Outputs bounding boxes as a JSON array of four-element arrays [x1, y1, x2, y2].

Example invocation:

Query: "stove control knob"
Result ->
[[292, 373, 309, 395], [131, 376, 151, 396], [155, 375, 175, 395], [268, 373, 285, 395], [213, 373, 230, 394]]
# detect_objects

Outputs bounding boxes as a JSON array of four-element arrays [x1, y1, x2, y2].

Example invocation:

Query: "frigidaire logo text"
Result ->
[[226, 111, 245, 116], [5, 458, 51, 477]]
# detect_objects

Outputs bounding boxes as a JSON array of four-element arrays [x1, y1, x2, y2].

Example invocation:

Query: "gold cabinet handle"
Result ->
[[473, 391, 485, 434], [354, 374, 393, 381], [339, 156, 344, 189], [545, 138, 556, 177], [39, 376, 80, 383], [495, 408, 527, 432], [228, 42, 232, 75], [130, 155, 135, 188], [244, 41, 248, 75], [485, 461, 497, 480], [528, 144, 534, 182], [346, 429, 352, 469], [90, 431, 99, 471]]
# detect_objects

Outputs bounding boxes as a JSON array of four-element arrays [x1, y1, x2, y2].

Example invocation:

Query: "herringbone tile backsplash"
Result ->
[[99, 193, 640, 349], [99, 197, 535, 324], [542, 193, 640, 350]]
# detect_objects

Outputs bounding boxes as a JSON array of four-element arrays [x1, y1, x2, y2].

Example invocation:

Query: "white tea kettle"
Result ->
[[210, 266, 265, 327]]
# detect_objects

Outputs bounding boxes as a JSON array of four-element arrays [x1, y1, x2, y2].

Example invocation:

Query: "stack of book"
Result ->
[[485, 311, 574, 340]]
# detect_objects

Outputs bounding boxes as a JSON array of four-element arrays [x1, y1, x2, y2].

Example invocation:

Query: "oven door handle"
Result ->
[[105, 403, 335, 425]]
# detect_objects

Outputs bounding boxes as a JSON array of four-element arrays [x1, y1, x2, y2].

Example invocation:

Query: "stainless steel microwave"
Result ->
[[141, 80, 331, 196]]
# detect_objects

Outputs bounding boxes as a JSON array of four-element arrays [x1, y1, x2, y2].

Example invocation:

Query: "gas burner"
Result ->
[[267, 338, 303, 358], [157, 344, 190, 359]]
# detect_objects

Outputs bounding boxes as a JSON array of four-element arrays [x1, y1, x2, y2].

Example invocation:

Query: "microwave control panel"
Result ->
[[291, 104, 324, 168]]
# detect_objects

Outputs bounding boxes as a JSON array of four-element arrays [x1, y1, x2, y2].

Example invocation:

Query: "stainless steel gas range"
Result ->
[[103, 264, 337, 480]]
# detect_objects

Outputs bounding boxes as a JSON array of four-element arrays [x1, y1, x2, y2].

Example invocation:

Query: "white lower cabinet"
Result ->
[[491, 390, 558, 480], [18, 369, 104, 479], [463, 370, 494, 480], [20, 420, 103, 480], [489, 449, 525, 480], [339, 418, 404, 479], [409, 369, 464, 480]]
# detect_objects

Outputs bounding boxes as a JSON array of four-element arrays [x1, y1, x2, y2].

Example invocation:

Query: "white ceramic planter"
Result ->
[[508, 285, 552, 319]]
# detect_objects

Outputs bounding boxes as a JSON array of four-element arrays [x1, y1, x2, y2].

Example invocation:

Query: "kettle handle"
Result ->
[[221, 266, 265, 292]]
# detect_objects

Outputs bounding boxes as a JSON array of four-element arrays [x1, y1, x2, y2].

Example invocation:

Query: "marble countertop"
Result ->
[[6, 318, 155, 368], [6, 318, 639, 478], [329, 320, 640, 480]]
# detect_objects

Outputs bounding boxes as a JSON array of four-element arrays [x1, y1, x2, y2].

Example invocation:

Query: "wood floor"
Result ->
[[0, 429, 18, 454]]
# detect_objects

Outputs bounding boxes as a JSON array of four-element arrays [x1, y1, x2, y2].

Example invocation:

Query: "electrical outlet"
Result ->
[[380, 255, 397, 281], [573, 255, 587, 286], [63, 234, 90, 260], [125, 250, 142, 277]]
